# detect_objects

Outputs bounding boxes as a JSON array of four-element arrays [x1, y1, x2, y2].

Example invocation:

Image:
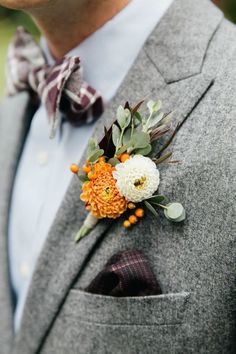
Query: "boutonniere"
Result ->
[[70, 99, 186, 242]]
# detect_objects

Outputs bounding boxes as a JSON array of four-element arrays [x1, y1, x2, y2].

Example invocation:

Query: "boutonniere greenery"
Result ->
[[70, 99, 186, 242]]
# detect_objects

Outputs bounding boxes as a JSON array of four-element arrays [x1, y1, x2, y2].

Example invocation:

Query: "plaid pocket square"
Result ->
[[85, 250, 162, 296]]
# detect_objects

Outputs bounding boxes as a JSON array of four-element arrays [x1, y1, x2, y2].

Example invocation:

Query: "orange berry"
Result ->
[[70, 163, 79, 174], [128, 202, 136, 210], [120, 153, 130, 163], [82, 164, 91, 174], [129, 215, 138, 224], [88, 171, 97, 180], [135, 208, 144, 218], [123, 220, 131, 228], [98, 156, 106, 162]]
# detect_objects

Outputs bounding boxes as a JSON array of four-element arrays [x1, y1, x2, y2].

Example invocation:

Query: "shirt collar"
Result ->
[[41, 0, 174, 103]]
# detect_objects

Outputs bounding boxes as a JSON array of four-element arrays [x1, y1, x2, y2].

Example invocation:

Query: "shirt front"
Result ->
[[8, 0, 174, 332]]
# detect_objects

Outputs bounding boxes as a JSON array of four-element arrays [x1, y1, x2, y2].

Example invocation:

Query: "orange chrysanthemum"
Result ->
[[80, 161, 127, 219]]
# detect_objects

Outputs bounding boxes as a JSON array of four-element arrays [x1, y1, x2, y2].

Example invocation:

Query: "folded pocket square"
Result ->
[[85, 250, 162, 296]]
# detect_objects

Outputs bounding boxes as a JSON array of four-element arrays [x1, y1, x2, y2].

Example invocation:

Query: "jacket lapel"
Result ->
[[13, 0, 222, 353], [0, 92, 36, 353]]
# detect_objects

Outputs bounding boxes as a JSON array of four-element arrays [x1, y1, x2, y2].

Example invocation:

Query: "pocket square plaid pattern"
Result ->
[[86, 250, 162, 296]]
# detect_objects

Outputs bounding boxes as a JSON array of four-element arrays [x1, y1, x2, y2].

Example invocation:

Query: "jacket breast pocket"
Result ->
[[42, 290, 191, 354]]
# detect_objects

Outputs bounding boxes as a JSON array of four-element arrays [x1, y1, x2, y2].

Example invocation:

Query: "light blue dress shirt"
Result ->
[[8, 0, 174, 332]]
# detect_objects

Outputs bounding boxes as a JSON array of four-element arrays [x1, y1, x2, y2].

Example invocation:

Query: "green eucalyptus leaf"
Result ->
[[164, 202, 186, 222], [86, 137, 98, 158], [117, 106, 131, 129], [108, 157, 120, 166], [116, 145, 128, 155], [147, 195, 165, 204], [147, 100, 162, 113], [134, 111, 142, 124], [148, 112, 164, 129], [88, 149, 104, 163], [88, 137, 97, 149], [124, 109, 131, 128], [116, 106, 125, 125], [112, 124, 121, 147], [134, 144, 152, 156], [174, 210, 186, 222], [131, 131, 150, 149], [144, 201, 159, 218], [127, 145, 135, 154], [123, 128, 132, 146]]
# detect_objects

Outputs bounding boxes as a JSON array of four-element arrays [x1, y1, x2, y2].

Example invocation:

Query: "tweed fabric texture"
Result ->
[[6, 27, 104, 137], [0, 92, 37, 353], [86, 250, 162, 296], [0, 0, 236, 353]]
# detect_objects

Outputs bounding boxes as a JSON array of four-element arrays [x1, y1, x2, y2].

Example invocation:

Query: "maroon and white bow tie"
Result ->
[[6, 27, 104, 138]]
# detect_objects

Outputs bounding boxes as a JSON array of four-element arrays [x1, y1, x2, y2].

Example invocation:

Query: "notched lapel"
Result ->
[[145, 0, 222, 83]]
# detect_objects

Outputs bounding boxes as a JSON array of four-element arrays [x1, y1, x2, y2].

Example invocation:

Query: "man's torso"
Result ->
[[0, 0, 235, 353]]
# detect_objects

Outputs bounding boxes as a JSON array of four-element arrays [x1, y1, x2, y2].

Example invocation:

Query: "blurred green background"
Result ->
[[0, 10, 39, 96], [0, 0, 236, 96]]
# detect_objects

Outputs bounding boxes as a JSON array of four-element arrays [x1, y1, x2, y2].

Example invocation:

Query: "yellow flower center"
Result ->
[[134, 176, 147, 190], [102, 186, 113, 200]]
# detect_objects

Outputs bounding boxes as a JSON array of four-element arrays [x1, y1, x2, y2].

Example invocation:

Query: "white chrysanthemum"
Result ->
[[113, 155, 160, 203]]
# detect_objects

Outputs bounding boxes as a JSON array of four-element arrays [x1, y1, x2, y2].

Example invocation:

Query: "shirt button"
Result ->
[[20, 263, 30, 279], [37, 151, 48, 166]]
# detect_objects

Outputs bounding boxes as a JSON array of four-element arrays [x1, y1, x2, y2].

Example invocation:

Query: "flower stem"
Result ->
[[156, 203, 168, 210], [145, 112, 153, 131], [131, 115, 135, 137], [75, 213, 99, 243], [116, 127, 125, 154], [75, 226, 91, 242]]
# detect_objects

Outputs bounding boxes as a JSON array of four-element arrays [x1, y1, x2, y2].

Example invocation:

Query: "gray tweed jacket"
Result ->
[[0, 0, 235, 353]]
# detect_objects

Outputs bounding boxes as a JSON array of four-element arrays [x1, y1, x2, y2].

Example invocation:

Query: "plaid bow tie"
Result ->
[[6, 27, 104, 138]]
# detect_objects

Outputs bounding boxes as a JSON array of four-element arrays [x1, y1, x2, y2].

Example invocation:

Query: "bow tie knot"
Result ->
[[6, 27, 104, 138]]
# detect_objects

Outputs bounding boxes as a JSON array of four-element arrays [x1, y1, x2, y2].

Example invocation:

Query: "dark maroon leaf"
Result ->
[[98, 125, 116, 157], [132, 100, 145, 114], [155, 123, 180, 157], [124, 101, 131, 110]]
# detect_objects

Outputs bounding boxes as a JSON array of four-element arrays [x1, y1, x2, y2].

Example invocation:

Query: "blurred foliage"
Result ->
[[0, 1, 236, 96], [0, 8, 39, 96], [213, 0, 236, 22]]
